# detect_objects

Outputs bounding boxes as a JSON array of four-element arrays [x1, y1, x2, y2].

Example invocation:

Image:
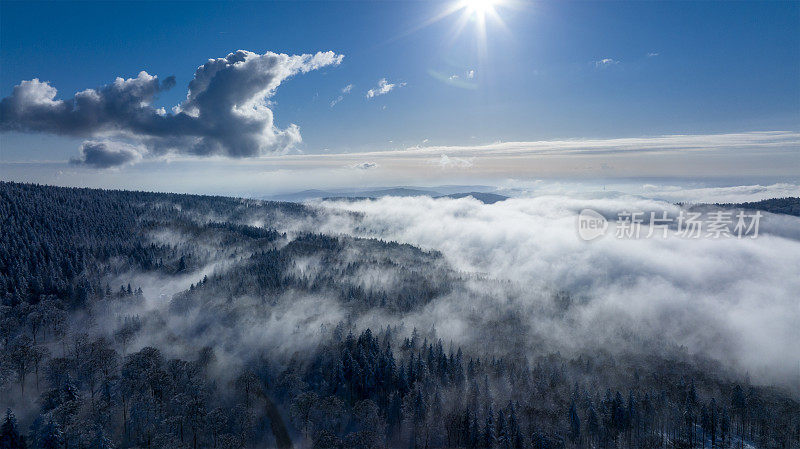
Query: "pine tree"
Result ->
[[569, 401, 581, 443], [178, 256, 187, 272], [586, 405, 599, 444], [37, 420, 62, 449], [469, 413, 480, 449], [508, 403, 523, 449], [483, 404, 495, 449], [496, 409, 510, 449], [0, 409, 26, 449]]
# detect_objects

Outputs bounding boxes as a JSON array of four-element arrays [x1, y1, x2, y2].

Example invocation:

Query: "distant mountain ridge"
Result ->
[[359, 187, 440, 197], [716, 197, 800, 217], [438, 192, 508, 204], [683, 197, 800, 217], [267, 185, 508, 204]]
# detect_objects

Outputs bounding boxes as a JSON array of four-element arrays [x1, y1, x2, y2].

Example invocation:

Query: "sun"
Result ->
[[393, 0, 513, 61], [460, 0, 499, 19], [451, 0, 507, 58]]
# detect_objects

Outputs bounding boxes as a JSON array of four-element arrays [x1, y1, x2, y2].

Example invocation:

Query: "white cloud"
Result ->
[[366, 78, 405, 98], [639, 183, 800, 204], [1, 50, 344, 167], [278, 130, 798, 161], [437, 154, 474, 169], [316, 195, 800, 388], [467, 70, 475, 79], [594, 58, 619, 67]]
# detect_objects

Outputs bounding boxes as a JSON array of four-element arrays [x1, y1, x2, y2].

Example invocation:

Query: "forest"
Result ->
[[1, 181, 798, 449], [679, 198, 800, 217]]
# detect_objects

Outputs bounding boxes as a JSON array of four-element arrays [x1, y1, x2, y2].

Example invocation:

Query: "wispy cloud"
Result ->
[[245, 130, 800, 178], [321, 131, 800, 159], [352, 161, 378, 170], [594, 58, 619, 68], [330, 83, 354, 107], [366, 78, 405, 98], [428, 69, 478, 90]]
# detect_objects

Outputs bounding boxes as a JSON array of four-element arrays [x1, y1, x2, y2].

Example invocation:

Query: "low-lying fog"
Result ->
[[308, 190, 800, 393]]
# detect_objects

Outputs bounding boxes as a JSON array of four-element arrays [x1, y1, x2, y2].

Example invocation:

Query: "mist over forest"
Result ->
[[1, 181, 799, 449]]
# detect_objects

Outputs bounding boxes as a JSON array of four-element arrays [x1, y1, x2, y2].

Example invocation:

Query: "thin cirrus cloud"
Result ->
[[236, 130, 800, 179], [0, 50, 344, 168], [330, 83, 354, 108], [366, 78, 405, 98], [293, 130, 800, 160]]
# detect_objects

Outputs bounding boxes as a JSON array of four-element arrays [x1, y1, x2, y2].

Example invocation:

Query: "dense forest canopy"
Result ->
[[679, 198, 800, 217], [0, 181, 798, 449]]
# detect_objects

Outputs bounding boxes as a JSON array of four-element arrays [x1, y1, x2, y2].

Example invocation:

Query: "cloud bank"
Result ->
[[259, 130, 800, 161], [315, 195, 800, 390], [1, 50, 344, 167], [1, 131, 797, 191]]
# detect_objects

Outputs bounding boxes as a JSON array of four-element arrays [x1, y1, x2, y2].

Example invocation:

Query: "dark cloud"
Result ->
[[1, 50, 344, 167], [70, 141, 143, 168], [160, 75, 177, 90], [0, 72, 170, 136]]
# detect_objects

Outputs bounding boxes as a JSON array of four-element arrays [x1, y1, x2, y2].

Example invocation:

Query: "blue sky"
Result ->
[[1, 0, 798, 194]]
